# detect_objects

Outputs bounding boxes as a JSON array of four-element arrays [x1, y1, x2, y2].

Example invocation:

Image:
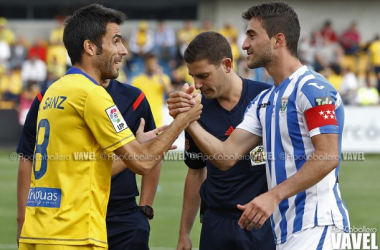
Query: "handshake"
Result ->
[[167, 83, 203, 123]]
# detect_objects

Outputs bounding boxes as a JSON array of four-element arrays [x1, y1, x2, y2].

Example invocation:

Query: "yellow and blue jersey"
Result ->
[[19, 68, 135, 248], [132, 73, 170, 127]]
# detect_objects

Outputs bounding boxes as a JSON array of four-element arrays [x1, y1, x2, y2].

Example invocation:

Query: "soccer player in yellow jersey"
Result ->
[[132, 53, 173, 127], [18, 4, 202, 250]]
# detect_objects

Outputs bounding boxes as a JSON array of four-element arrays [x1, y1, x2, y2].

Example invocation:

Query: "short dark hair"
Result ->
[[184, 31, 233, 66], [242, 2, 300, 57], [63, 4, 126, 65], [144, 53, 157, 62]]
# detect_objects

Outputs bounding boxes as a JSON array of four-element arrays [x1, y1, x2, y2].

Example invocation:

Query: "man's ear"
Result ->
[[83, 39, 96, 56], [273, 33, 286, 49], [222, 58, 232, 73]]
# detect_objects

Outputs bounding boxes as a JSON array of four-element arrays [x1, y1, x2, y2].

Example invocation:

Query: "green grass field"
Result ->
[[0, 151, 379, 249]]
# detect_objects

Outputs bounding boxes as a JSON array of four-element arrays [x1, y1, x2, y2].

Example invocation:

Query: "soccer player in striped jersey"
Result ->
[[18, 4, 202, 250], [168, 2, 349, 249]]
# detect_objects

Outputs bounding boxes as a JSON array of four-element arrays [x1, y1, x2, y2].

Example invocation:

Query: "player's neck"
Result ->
[[73, 63, 102, 85], [217, 72, 242, 111], [100, 79, 110, 88], [266, 54, 303, 86]]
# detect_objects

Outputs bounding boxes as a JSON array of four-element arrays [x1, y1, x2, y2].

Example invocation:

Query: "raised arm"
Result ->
[[168, 86, 262, 170], [114, 94, 203, 175], [186, 123, 262, 171]]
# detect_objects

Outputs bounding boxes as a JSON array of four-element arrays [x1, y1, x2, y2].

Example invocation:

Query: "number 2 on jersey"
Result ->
[[34, 119, 50, 179]]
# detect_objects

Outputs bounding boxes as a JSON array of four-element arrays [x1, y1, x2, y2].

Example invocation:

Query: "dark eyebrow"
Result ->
[[113, 34, 123, 40], [194, 72, 209, 78], [246, 29, 257, 36]]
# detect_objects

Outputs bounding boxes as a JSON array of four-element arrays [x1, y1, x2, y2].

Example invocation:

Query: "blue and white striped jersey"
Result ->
[[237, 65, 350, 244]]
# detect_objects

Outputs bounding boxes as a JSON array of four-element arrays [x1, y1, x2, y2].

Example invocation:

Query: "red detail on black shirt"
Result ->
[[133, 92, 145, 111], [224, 126, 235, 136]]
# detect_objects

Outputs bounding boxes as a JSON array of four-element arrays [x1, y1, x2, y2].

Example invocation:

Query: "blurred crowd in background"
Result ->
[[0, 17, 379, 126]]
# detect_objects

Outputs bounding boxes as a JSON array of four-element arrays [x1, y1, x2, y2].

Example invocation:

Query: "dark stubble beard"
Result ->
[[247, 41, 274, 69], [94, 48, 119, 81]]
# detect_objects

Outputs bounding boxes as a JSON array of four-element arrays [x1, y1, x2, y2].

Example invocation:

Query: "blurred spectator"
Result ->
[[131, 54, 173, 127], [320, 20, 338, 43], [9, 35, 28, 69], [129, 21, 154, 57], [229, 37, 239, 71], [18, 81, 40, 125], [219, 20, 238, 42], [173, 62, 193, 86], [326, 65, 343, 91], [47, 56, 66, 80], [46, 39, 67, 78], [0, 36, 10, 67], [177, 20, 198, 56], [0, 67, 22, 103], [4, 17, 380, 113], [50, 17, 65, 44], [368, 35, 380, 93], [21, 53, 46, 86], [0, 17, 15, 45], [339, 67, 358, 105], [315, 36, 343, 72], [310, 30, 323, 48], [199, 20, 214, 33], [154, 20, 176, 59], [356, 73, 379, 105], [171, 68, 186, 91], [28, 38, 47, 62], [298, 36, 316, 69], [340, 22, 360, 55], [42, 71, 57, 89]]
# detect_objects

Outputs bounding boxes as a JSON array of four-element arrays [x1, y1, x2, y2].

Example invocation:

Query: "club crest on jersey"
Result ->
[[280, 97, 288, 113], [105, 105, 128, 133], [250, 145, 266, 166]]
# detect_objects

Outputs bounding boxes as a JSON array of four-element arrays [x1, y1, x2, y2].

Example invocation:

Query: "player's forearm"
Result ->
[[111, 157, 127, 176], [119, 117, 189, 175], [187, 122, 237, 170], [140, 162, 162, 206], [17, 157, 32, 242], [141, 117, 189, 164], [179, 169, 206, 236], [17, 158, 32, 222], [270, 149, 339, 202]]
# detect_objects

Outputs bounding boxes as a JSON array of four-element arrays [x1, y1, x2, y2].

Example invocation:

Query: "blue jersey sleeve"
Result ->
[[299, 71, 343, 136], [16, 91, 45, 158], [184, 131, 206, 169], [300, 71, 340, 108]]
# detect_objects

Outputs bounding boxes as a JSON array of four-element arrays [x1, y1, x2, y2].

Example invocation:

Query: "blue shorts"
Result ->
[[199, 209, 275, 250], [106, 206, 150, 250]]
